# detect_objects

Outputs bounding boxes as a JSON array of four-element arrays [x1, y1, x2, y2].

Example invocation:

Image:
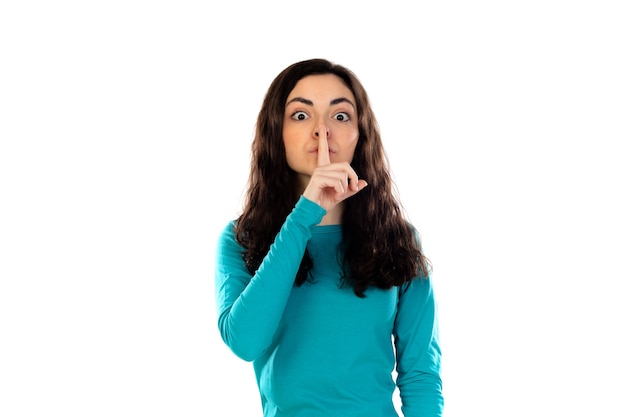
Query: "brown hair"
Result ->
[[235, 58, 430, 297]]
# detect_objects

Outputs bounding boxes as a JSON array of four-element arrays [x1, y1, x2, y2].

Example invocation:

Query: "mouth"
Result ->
[[312, 147, 335, 154]]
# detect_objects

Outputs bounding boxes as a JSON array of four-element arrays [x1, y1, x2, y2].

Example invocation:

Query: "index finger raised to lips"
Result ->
[[317, 125, 330, 166]]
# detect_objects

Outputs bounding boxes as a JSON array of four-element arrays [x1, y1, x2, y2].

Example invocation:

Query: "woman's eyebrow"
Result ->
[[330, 97, 356, 109], [286, 97, 313, 106], [286, 96, 356, 109]]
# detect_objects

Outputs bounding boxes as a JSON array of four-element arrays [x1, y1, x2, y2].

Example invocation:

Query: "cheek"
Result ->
[[283, 134, 297, 154], [282, 124, 303, 149], [344, 133, 359, 159], [282, 135, 304, 169]]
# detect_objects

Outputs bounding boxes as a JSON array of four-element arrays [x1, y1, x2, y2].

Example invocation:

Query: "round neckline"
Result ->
[[312, 224, 342, 234]]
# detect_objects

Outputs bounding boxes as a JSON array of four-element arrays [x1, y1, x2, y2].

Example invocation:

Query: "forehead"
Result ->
[[287, 74, 355, 102]]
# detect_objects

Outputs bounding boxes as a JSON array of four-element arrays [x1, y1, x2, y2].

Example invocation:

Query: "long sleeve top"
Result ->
[[215, 196, 443, 417]]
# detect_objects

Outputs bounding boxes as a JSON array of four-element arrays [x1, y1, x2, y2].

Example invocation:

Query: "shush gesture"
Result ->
[[217, 60, 444, 416], [302, 124, 368, 212]]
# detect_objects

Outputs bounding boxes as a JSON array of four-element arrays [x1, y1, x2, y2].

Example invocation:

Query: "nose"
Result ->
[[314, 125, 329, 138]]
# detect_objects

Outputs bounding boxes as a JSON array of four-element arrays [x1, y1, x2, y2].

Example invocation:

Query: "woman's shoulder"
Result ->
[[217, 219, 238, 246]]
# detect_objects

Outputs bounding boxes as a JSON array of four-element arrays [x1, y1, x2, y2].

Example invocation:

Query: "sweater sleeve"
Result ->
[[393, 275, 444, 417], [214, 196, 326, 361]]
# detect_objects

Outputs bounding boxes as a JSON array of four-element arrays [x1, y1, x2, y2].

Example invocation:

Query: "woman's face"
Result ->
[[283, 74, 359, 190]]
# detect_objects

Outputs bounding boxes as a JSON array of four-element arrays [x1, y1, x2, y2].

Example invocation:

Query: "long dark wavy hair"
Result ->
[[235, 58, 431, 297]]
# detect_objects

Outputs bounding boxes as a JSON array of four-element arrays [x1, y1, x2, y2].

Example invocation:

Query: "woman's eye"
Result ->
[[334, 112, 350, 122], [291, 111, 308, 121]]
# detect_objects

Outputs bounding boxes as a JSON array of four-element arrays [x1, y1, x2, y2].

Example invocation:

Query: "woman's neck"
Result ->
[[318, 203, 343, 225]]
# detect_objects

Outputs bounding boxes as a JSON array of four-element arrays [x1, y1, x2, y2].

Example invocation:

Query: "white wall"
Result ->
[[1, 1, 625, 416]]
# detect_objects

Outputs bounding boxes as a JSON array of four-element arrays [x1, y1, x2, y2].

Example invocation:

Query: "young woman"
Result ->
[[215, 58, 443, 416]]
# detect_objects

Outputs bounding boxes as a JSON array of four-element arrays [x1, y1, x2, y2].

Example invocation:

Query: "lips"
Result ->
[[312, 147, 335, 154]]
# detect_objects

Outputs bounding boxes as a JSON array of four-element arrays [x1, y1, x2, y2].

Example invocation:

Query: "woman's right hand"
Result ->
[[302, 131, 367, 212]]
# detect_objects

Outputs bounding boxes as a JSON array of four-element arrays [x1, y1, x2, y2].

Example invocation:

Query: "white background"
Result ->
[[1, 1, 625, 416]]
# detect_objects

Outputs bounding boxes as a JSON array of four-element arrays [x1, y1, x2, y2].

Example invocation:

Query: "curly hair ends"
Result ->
[[235, 58, 431, 296]]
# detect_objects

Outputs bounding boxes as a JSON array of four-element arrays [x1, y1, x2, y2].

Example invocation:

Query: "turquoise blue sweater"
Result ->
[[215, 196, 443, 416]]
